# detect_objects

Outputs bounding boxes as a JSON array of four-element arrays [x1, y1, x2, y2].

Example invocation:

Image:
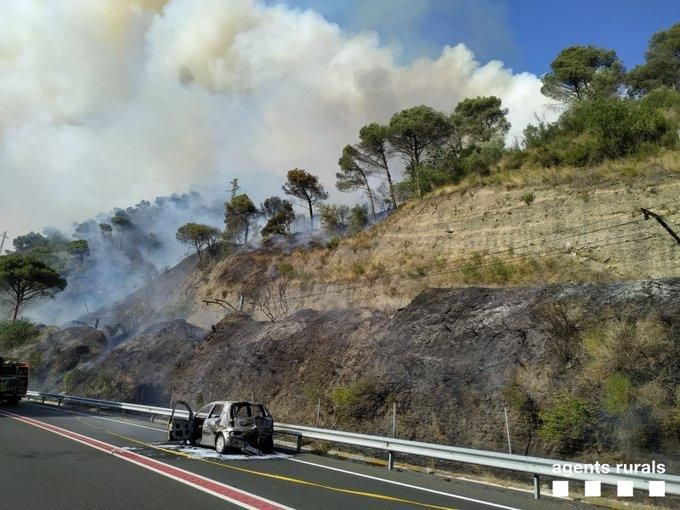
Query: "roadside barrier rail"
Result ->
[[25, 390, 680, 499]]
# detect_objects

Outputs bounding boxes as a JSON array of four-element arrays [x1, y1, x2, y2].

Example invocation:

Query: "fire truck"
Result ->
[[0, 357, 30, 405]]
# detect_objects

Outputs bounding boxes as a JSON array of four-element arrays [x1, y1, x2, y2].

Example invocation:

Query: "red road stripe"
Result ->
[[0, 409, 293, 510]]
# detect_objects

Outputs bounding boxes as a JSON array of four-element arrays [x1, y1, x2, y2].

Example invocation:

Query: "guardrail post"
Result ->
[[150, 414, 155, 423], [41, 396, 45, 403], [533, 474, 540, 499], [57, 398, 62, 406], [295, 434, 302, 453], [387, 451, 395, 471]]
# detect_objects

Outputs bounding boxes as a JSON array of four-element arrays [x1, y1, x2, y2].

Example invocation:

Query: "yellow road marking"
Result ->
[[73, 414, 456, 510]]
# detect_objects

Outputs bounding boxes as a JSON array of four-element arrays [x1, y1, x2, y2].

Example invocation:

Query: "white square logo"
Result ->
[[617, 481, 634, 497], [552, 480, 569, 498], [648, 481, 665, 497], [584, 480, 601, 497]]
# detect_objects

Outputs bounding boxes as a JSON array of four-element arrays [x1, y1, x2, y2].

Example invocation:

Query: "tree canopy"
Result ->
[[260, 196, 286, 221], [176, 223, 221, 261], [225, 193, 259, 244], [450, 96, 510, 148], [261, 201, 295, 239], [66, 239, 90, 263], [110, 214, 132, 248], [388, 105, 450, 196], [12, 232, 49, 252], [0, 255, 67, 320], [282, 168, 328, 228], [627, 22, 680, 95], [337, 145, 377, 219], [541, 45, 625, 102], [357, 123, 396, 208]]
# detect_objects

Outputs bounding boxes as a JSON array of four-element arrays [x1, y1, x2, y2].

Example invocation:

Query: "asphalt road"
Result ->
[[0, 402, 591, 510]]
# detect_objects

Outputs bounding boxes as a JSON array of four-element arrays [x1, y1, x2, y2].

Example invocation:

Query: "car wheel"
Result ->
[[215, 434, 227, 454]]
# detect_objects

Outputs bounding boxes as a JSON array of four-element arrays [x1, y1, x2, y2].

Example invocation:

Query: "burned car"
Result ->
[[168, 400, 274, 454]]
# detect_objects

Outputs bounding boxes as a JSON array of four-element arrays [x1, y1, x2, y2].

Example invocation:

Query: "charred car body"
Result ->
[[168, 400, 274, 454]]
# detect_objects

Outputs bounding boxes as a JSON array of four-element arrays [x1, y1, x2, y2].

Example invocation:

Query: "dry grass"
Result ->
[[437, 149, 680, 195]]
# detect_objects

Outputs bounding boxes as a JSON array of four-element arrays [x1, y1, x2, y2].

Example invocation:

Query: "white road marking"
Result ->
[[2, 409, 295, 510], [288, 458, 526, 510], [25, 400, 166, 432]]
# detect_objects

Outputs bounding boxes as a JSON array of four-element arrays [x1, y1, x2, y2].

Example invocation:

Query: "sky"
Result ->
[[0, 0, 678, 248], [287, 0, 680, 73]]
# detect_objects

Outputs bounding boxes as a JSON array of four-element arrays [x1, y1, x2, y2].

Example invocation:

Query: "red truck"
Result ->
[[0, 357, 30, 405]]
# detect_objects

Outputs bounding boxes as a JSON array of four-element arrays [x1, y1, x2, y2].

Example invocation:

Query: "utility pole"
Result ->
[[641, 208, 680, 244], [0, 231, 7, 253], [504, 406, 513, 454], [227, 178, 240, 202]]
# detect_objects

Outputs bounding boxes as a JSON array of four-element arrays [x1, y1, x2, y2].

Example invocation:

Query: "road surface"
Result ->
[[0, 402, 590, 509]]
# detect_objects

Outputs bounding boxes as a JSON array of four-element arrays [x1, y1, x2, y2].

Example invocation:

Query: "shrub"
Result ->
[[318, 204, 349, 234], [62, 369, 82, 394], [541, 304, 582, 367], [326, 236, 340, 250], [347, 205, 369, 235], [583, 316, 672, 383], [602, 373, 633, 415], [329, 378, 388, 423], [521, 192, 535, 206], [0, 319, 39, 351], [500, 148, 527, 170], [539, 392, 589, 453]]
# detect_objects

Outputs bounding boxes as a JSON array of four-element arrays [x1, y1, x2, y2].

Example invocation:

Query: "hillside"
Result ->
[[77, 155, 680, 336], [4, 153, 680, 470], [26, 278, 680, 472]]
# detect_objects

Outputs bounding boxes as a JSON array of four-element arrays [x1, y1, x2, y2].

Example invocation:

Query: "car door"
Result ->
[[201, 403, 224, 448], [168, 401, 194, 442]]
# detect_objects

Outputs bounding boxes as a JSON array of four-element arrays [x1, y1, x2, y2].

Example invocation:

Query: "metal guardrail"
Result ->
[[25, 391, 190, 420], [25, 391, 680, 499]]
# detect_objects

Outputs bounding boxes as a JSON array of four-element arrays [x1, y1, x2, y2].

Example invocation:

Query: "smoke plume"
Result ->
[[0, 0, 556, 243]]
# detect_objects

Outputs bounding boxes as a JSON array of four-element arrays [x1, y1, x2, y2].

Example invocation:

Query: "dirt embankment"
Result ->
[[76, 172, 680, 334], [55, 278, 680, 464]]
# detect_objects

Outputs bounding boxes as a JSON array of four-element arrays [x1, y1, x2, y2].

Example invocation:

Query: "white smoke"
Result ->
[[0, 0, 557, 244]]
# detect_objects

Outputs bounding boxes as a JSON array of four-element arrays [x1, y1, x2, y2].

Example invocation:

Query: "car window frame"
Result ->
[[209, 404, 224, 418], [195, 403, 214, 419]]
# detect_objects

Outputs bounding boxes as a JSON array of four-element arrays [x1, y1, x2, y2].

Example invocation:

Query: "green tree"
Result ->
[[260, 196, 286, 221], [450, 96, 510, 148], [98, 223, 113, 244], [541, 45, 625, 103], [66, 240, 90, 263], [12, 232, 49, 252], [282, 168, 328, 229], [0, 255, 67, 320], [318, 204, 350, 234], [225, 194, 259, 244], [110, 214, 131, 248], [357, 123, 397, 209], [627, 22, 680, 95], [0, 319, 39, 350], [388, 105, 450, 197], [261, 202, 295, 239], [337, 146, 377, 219], [176, 223, 220, 261]]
